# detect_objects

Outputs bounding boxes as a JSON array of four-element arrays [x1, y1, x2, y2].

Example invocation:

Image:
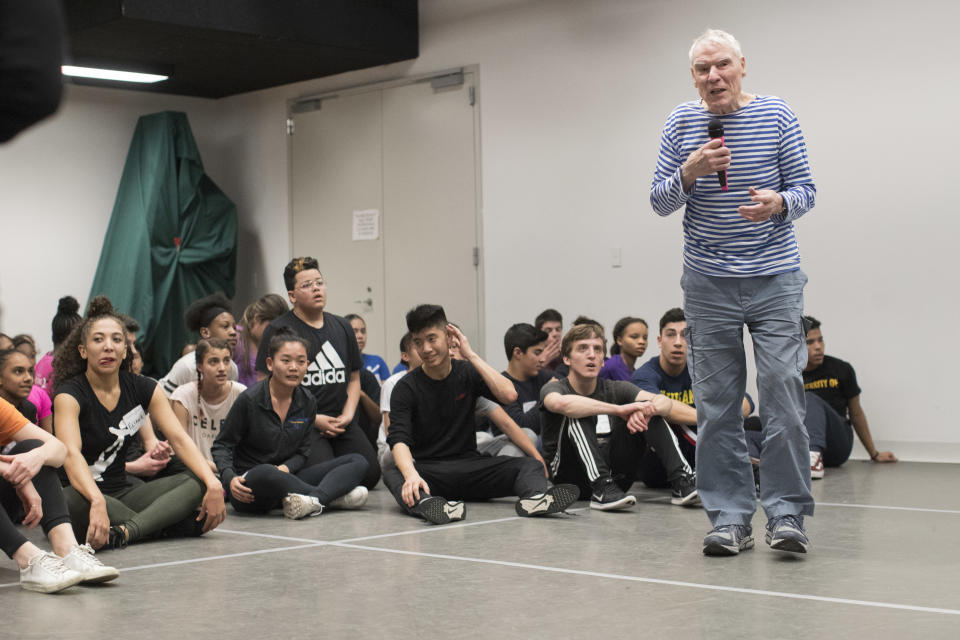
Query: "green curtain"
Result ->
[[89, 111, 237, 376]]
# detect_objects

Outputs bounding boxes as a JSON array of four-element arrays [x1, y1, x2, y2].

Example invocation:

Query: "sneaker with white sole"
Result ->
[[61, 544, 119, 584], [670, 472, 700, 507], [702, 524, 754, 556], [329, 485, 369, 510], [810, 451, 824, 480], [413, 496, 465, 525], [516, 483, 579, 517], [765, 514, 810, 554], [20, 552, 84, 593], [282, 493, 324, 520], [589, 478, 636, 511]]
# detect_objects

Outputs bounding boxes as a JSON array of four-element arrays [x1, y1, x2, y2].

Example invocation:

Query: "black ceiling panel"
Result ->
[[63, 0, 419, 98]]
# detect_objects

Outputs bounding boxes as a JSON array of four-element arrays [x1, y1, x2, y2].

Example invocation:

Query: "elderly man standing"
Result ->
[[650, 29, 817, 556]]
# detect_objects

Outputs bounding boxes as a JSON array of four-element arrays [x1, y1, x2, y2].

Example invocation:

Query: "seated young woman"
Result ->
[[211, 328, 369, 519], [0, 397, 117, 593], [52, 297, 226, 550], [171, 338, 246, 473], [35, 296, 83, 397], [159, 292, 239, 397], [0, 349, 40, 434], [235, 293, 288, 388]]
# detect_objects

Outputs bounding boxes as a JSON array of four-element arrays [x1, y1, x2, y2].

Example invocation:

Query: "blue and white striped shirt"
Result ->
[[650, 96, 816, 277]]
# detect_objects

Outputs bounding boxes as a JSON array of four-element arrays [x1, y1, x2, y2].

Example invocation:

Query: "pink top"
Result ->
[[34, 352, 55, 396], [28, 385, 52, 421]]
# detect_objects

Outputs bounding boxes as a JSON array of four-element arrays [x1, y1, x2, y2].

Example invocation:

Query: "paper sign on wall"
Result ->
[[352, 209, 380, 241]]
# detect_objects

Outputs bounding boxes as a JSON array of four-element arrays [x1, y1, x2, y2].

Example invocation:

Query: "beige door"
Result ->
[[289, 71, 482, 367]]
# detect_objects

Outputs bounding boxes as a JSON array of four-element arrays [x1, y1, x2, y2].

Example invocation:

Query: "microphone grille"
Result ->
[[707, 118, 724, 138]]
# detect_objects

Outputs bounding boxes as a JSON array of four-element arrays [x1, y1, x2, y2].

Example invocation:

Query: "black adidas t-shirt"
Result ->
[[386, 359, 496, 460], [803, 355, 860, 420], [56, 371, 156, 494], [255, 310, 362, 416]]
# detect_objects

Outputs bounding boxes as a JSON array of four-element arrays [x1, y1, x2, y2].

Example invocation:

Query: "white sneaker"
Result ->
[[282, 493, 324, 520], [62, 544, 119, 583], [20, 552, 84, 593], [329, 485, 369, 510], [810, 451, 825, 480]]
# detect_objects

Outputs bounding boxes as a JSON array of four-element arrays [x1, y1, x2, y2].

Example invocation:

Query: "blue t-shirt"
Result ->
[[363, 353, 391, 383], [391, 362, 408, 375], [631, 357, 694, 407]]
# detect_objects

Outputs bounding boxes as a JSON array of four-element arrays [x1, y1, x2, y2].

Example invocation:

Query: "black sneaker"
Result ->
[[107, 525, 128, 550], [589, 478, 636, 511], [516, 484, 579, 517], [702, 524, 754, 556], [413, 496, 465, 525], [670, 473, 700, 507], [765, 514, 810, 554]]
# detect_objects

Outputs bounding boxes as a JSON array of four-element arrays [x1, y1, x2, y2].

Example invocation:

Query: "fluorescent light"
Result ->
[[62, 65, 168, 84]]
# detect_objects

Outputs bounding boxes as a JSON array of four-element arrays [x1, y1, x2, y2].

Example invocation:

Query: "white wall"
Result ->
[[1, 0, 956, 460], [0, 84, 223, 355]]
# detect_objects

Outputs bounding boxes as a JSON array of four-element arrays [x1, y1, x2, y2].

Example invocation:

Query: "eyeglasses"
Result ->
[[296, 278, 325, 291]]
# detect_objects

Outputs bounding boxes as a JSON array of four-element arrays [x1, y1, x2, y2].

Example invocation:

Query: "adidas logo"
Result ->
[[304, 341, 347, 387]]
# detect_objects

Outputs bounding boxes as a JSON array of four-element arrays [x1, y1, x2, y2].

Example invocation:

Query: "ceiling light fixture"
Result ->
[[61, 65, 168, 84]]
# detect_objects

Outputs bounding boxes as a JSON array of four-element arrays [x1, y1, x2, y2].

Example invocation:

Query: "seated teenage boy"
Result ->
[[801, 315, 896, 469], [541, 323, 699, 510], [500, 323, 552, 436], [631, 308, 754, 484], [534, 309, 563, 375], [384, 304, 578, 525]]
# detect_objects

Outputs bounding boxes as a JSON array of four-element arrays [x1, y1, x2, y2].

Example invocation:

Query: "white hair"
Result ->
[[688, 28, 743, 63]]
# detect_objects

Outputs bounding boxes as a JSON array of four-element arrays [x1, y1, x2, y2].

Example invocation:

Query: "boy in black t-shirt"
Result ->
[[500, 323, 552, 435], [541, 323, 699, 510], [801, 316, 896, 466], [255, 257, 381, 488], [384, 304, 577, 524]]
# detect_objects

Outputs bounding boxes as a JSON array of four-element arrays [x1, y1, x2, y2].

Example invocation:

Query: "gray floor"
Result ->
[[3, 461, 960, 639]]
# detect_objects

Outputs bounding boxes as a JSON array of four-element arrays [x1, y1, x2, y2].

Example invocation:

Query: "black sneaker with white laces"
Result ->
[[413, 496, 466, 525], [670, 472, 700, 507], [589, 477, 636, 511], [516, 484, 579, 517]]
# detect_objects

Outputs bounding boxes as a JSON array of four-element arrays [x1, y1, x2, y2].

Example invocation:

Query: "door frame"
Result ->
[[285, 65, 487, 356]]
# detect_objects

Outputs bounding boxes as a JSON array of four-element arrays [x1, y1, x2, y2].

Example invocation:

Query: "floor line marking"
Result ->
[[215, 528, 327, 544], [331, 542, 960, 617], [0, 543, 327, 588], [639, 495, 960, 515], [337, 507, 588, 544], [816, 502, 960, 515]]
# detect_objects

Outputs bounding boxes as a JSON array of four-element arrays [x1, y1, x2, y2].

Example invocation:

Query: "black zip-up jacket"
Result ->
[[211, 378, 317, 486]]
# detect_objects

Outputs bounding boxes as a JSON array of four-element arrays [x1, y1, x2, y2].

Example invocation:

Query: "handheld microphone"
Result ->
[[707, 118, 728, 192]]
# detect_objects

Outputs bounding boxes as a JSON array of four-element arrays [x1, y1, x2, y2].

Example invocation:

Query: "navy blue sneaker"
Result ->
[[765, 514, 809, 553], [702, 524, 754, 556]]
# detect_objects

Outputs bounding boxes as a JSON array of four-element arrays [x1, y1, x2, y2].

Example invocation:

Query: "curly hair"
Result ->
[[51, 296, 82, 347], [53, 296, 134, 385], [184, 292, 233, 333]]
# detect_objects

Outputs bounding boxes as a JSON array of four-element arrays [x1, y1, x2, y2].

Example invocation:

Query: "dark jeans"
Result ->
[[64, 471, 204, 544], [229, 455, 368, 514], [746, 392, 854, 468], [382, 452, 548, 516], [0, 440, 72, 558], [551, 415, 692, 499], [307, 419, 382, 489]]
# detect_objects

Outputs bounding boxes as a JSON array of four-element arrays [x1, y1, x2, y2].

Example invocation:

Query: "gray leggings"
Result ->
[[63, 471, 204, 544]]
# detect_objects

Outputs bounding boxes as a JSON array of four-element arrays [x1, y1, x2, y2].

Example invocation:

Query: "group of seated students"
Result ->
[[0, 255, 895, 593]]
